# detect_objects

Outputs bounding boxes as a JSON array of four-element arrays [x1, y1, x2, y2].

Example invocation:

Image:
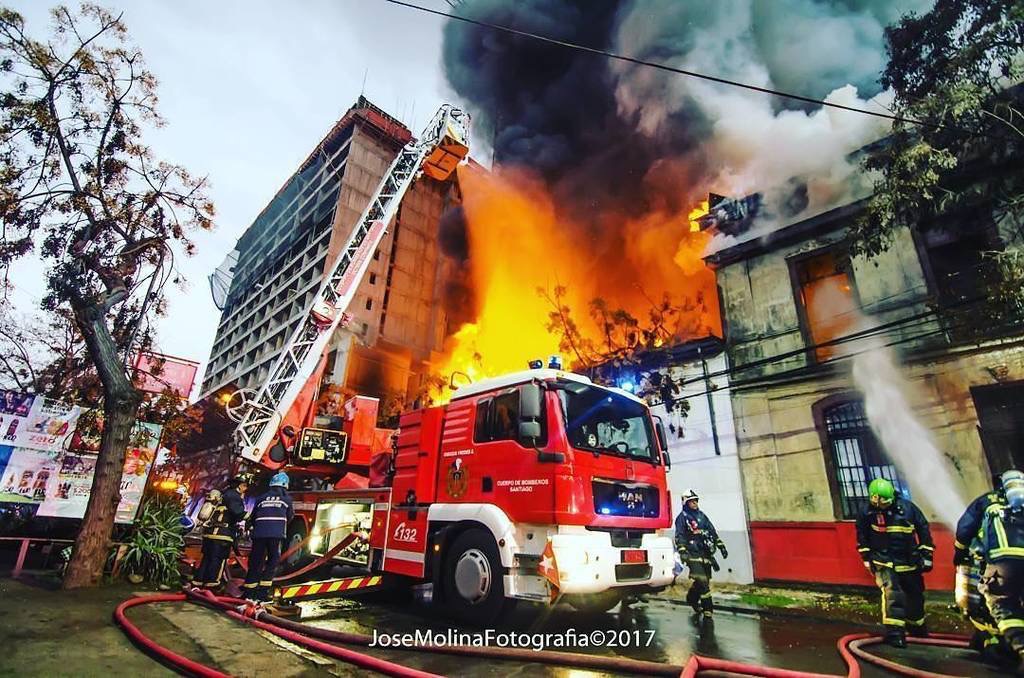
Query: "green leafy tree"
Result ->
[[0, 5, 213, 588], [851, 0, 1024, 327]]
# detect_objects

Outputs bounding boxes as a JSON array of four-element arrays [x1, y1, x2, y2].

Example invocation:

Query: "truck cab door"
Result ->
[[437, 383, 556, 526]]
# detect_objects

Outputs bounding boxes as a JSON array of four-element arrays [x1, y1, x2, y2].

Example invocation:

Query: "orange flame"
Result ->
[[432, 165, 719, 400], [688, 200, 709, 232]]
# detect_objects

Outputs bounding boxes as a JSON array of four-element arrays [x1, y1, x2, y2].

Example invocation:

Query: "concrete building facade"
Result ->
[[202, 98, 461, 408], [645, 339, 754, 584], [702, 193, 1024, 590]]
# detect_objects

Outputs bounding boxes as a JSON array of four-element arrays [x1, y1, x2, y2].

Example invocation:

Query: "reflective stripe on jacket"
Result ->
[[955, 492, 1001, 565], [976, 504, 1024, 562], [249, 487, 294, 540], [203, 487, 246, 542], [856, 497, 933, 571], [675, 507, 722, 556]]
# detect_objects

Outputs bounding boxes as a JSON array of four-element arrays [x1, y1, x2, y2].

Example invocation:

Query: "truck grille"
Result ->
[[615, 563, 652, 582], [592, 479, 660, 518]]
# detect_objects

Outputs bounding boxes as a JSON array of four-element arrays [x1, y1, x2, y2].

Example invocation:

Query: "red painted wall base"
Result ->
[[749, 521, 954, 591]]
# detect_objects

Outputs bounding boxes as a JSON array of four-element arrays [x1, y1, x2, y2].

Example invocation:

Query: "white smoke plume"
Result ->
[[850, 321, 965, 528], [610, 0, 933, 249], [806, 279, 966, 527]]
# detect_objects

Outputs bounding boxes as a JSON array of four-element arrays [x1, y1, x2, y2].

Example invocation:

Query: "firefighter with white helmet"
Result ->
[[675, 489, 728, 619], [976, 470, 1024, 671], [243, 471, 294, 602]]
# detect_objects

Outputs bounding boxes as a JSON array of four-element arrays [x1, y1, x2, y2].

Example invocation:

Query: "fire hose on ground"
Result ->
[[114, 586, 978, 678]]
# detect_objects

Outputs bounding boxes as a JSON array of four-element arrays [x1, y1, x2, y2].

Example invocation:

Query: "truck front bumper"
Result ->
[[548, 529, 674, 595]]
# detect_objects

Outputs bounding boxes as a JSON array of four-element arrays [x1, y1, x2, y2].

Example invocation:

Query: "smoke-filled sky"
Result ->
[[5, 0, 937, 393], [443, 0, 934, 225]]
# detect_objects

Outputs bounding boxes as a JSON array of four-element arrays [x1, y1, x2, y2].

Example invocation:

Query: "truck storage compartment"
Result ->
[[392, 407, 443, 505]]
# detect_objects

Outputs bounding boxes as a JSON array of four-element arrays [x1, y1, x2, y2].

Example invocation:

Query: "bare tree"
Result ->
[[539, 285, 694, 419], [0, 5, 213, 588]]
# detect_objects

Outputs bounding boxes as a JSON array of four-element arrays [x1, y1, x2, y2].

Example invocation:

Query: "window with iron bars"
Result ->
[[823, 400, 910, 519]]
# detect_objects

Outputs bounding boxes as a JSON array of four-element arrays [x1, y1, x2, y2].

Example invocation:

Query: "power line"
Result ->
[[381, 0, 961, 133]]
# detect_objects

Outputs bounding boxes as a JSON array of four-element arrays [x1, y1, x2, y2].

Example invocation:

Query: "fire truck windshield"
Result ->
[[557, 383, 656, 462]]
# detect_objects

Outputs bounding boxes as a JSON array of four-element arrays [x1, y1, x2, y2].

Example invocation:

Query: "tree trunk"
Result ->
[[62, 300, 142, 589]]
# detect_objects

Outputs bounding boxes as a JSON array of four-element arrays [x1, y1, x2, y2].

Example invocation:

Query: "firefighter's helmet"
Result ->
[[1001, 470, 1024, 510], [683, 489, 699, 503], [232, 472, 254, 487], [270, 471, 290, 488], [868, 478, 895, 507]]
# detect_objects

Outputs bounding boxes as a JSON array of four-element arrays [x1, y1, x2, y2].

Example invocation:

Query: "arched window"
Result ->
[[821, 400, 910, 519]]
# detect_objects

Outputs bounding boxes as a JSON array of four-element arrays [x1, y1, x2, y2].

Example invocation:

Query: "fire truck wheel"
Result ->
[[443, 528, 509, 626], [565, 590, 622, 614]]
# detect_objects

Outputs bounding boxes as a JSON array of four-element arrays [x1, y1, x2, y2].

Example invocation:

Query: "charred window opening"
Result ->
[[821, 400, 910, 520], [792, 249, 858, 362], [919, 220, 1000, 309]]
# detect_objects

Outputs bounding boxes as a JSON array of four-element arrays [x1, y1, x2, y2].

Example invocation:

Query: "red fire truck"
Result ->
[[275, 366, 674, 622], [220, 104, 675, 623]]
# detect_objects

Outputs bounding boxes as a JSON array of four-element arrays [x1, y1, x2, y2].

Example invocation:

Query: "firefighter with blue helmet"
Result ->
[[243, 471, 294, 602], [855, 477, 934, 648], [977, 470, 1024, 671]]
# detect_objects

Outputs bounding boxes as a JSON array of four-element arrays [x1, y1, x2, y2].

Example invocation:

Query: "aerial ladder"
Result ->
[[225, 104, 470, 468]]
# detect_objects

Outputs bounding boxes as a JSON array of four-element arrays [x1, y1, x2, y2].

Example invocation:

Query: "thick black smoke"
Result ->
[[437, 205, 476, 327], [442, 0, 707, 220], [442, 0, 934, 223]]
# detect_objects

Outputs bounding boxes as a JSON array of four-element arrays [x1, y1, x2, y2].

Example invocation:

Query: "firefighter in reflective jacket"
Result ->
[[976, 471, 1024, 671], [954, 470, 1022, 656], [192, 474, 250, 589], [243, 471, 294, 602], [856, 478, 934, 647], [675, 489, 728, 619]]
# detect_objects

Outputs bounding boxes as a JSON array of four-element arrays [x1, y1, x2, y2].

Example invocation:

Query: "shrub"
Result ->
[[119, 498, 185, 587]]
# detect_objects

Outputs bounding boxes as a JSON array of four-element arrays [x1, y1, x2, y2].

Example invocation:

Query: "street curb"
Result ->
[[649, 594, 877, 629]]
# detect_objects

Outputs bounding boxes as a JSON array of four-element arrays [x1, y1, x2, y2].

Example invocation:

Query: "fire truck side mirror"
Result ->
[[654, 419, 670, 468], [518, 420, 542, 445], [519, 383, 542, 421]]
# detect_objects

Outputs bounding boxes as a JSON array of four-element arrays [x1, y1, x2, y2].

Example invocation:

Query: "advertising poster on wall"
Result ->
[[0, 391, 81, 454], [115, 422, 162, 524], [36, 453, 97, 518], [0, 447, 60, 504], [0, 445, 14, 486]]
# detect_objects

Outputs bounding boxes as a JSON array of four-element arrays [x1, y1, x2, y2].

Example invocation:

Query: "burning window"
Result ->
[[792, 249, 858, 362], [820, 400, 910, 520]]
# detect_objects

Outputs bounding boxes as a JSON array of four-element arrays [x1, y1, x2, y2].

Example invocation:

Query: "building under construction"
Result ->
[[202, 97, 462, 410]]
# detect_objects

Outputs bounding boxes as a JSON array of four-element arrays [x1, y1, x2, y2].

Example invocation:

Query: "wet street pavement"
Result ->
[[297, 593, 1008, 677]]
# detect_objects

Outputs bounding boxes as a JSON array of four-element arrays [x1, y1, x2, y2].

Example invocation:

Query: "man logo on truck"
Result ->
[[446, 458, 469, 499]]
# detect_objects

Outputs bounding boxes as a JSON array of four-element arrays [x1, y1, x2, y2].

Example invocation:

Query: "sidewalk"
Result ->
[[655, 579, 967, 632], [0, 577, 335, 677]]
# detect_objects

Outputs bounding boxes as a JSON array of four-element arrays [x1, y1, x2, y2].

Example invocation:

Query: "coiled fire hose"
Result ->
[[116, 585, 976, 677]]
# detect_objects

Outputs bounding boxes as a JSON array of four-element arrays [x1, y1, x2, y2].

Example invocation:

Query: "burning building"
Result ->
[[202, 97, 463, 409], [701, 187, 1024, 590]]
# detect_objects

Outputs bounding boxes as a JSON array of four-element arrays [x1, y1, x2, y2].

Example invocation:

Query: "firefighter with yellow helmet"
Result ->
[[191, 473, 251, 589]]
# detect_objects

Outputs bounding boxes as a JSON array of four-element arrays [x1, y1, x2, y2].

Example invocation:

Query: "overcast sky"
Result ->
[[7, 0, 460, 392]]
